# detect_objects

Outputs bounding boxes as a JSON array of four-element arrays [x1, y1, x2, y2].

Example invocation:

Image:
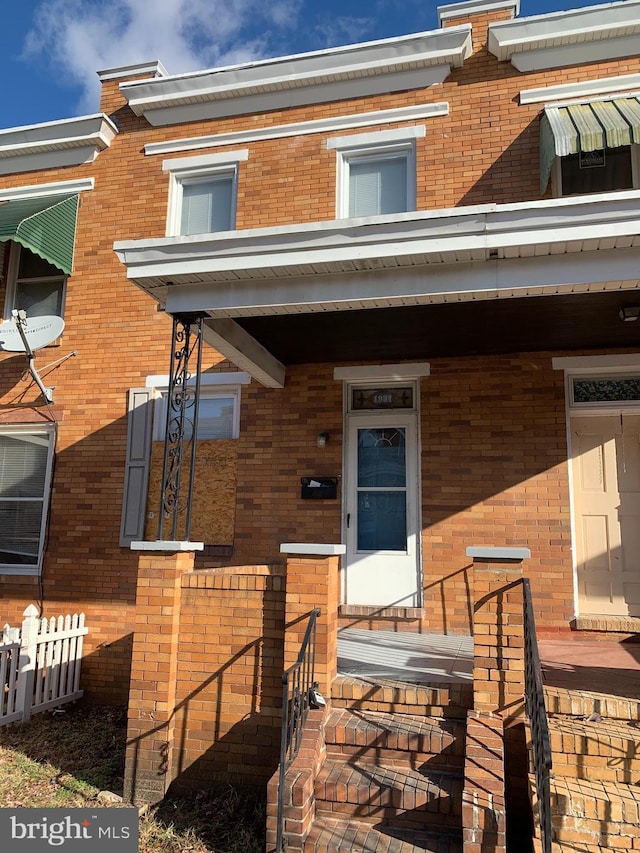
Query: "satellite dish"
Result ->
[[0, 315, 65, 352]]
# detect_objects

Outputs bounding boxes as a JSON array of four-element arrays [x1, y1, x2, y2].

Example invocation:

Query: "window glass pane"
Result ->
[[18, 250, 61, 278], [573, 377, 640, 404], [561, 146, 633, 196], [0, 502, 43, 563], [348, 156, 408, 216], [357, 428, 406, 488], [0, 434, 49, 497], [180, 177, 234, 235], [15, 279, 64, 317], [0, 431, 52, 567], [195, 396, 235, 439], [357, 491, 407, 551]]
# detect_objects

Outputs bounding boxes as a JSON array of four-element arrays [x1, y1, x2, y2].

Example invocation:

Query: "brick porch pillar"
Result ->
[[280, 544, 344, 699], [123, 541, 202, 806], [463, 546, 530, 853]]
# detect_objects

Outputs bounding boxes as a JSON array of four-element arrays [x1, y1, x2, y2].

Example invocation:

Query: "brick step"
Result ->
[[324, 708, 465, 771], [547, 716, 640, 784], [331, 675, 470, 718], [304, 816, 463, 852], [532, 776, 640, 848], [544, 685, 640, 722], [315, 759, 462, 828]]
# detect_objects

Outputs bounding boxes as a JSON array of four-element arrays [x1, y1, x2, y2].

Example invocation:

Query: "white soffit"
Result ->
[[0, 114, 118, 175], [520, 74, 640, 105], [488, 0, 640, 71], [438, 0, 519, 25], [120, 26, 472, 126]]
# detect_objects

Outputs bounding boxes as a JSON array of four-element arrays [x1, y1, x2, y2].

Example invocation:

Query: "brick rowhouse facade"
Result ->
[[2, 0, 640, 792]]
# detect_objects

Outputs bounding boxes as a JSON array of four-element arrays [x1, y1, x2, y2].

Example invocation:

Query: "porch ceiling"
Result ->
[[234, 290, 640, 364]]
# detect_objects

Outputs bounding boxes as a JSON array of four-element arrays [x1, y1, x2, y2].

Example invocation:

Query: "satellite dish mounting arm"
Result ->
[[12, 310, 54, 404]]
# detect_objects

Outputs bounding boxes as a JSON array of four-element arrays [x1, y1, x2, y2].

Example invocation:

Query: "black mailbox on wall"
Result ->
[[300, 477, 338, 500]]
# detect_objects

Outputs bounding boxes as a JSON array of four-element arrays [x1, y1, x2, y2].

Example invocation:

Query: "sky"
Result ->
[[0, 0, 614, 131]]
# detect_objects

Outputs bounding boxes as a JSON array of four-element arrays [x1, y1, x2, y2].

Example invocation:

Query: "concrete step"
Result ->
[[315, 759, 462, 828], [539, 776, 640, 848], [548, 716, 640, 784], [331, 675, 471, 718], [304, 816, 463, 852], [324, 708, 465, 771], [544, 685, 640, 722]]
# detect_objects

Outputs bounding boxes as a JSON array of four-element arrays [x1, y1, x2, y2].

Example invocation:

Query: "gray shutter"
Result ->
[[120, 387, 154, 546]]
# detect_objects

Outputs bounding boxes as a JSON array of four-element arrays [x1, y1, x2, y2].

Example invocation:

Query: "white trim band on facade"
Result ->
[[520, 74, 640, 105], [162, 150, 249, 173], [466, 547, 531, 560], [553, 354, 640, 372], [97, 61, 168, 81], [327, 126, 426, 150], [334, 363, 431, 381], [438, 0, 519, 24], [145, 104, 449, 157], [0, 179, 95, 201], [130, 540, 205, 551], [280, 543, 346, 556]]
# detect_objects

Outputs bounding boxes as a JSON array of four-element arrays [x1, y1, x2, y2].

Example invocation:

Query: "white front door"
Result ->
[[571, 413, 640, 616], [344, 412, 420, 607]]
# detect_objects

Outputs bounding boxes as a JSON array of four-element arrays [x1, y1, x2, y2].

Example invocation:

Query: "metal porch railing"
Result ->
[[275, 608, 321, 853], [522, 577, 552, 853]]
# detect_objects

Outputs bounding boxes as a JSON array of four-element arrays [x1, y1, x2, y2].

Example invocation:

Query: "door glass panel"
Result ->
[[357, 491, 407, 551], [356, 427, 407, 551], [357, 428, 406, 487]]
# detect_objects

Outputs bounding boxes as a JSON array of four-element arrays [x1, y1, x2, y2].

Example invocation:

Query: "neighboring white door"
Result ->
[[571, 413, 640, 616], [344, 412, 420, 607]]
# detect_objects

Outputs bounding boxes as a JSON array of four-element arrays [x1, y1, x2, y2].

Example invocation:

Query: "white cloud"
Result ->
[[23, 0, 303, 114]]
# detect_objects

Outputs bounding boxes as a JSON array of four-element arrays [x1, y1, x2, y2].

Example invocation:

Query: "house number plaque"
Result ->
[[352, 386, 413, 410]]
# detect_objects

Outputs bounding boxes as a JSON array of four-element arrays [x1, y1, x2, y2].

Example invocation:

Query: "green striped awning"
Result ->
[[540, 96, 640, 194], [0, 194, 79, 275]]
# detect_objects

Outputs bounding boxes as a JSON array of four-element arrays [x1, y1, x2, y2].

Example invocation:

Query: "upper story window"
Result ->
[[327, 126, 424, 219], [163, 150, 248, 237], [540, 96, 640, 197], [4, 243, 66, 320]]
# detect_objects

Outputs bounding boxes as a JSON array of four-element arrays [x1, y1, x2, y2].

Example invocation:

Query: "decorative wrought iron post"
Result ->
[[157, 314, 203, 542]]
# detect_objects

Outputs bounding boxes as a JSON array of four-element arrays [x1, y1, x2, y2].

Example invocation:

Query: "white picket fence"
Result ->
[[1, 605, 88, 727]]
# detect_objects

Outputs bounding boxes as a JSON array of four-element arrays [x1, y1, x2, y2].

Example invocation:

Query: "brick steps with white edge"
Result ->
[[331, 675, 471, 719]]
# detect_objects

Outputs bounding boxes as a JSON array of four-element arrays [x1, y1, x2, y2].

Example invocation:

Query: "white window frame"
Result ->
[[3, 242, 67, 321], [551, 143, 640, 198], [0, 424, 56, 575], [327, 127, 424, 219], [146, 372, 250, 440], [163, 150, 249, 237]]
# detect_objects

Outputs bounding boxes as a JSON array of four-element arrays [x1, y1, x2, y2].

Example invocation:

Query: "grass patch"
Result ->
[[0, 703, 265, 852]]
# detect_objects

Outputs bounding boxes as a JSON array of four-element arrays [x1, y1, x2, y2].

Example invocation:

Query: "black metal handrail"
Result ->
[[275, 607, 321, 853], [522, 577, 552, 853]]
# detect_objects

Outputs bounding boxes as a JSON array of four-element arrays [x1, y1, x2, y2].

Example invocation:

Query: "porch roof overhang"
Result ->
[[114, 190, 640, 386]]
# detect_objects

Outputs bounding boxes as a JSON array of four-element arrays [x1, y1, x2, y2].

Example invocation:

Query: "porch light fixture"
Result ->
[[317, 432, 330, 448], [619, 306, 640, 322]]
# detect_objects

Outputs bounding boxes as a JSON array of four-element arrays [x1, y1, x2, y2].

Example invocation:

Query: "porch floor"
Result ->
[[337, 628, 473, 684], [337, 628, 640, 697]]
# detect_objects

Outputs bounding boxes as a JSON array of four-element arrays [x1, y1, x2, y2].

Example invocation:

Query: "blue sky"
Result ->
[[1, 0, 611, 131]]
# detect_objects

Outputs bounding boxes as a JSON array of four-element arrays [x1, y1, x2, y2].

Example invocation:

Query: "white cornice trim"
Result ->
[[0, 178, 94, 201], [489, 0, 640, 70], [120, 27, 471, 126], [520, 73, 640, 105], [334, 363, 431, 380], [144, 103, 449, 156], [438, 0, 518, 25], [97, 60, 168, 81], [0, 114, 117, 175]]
